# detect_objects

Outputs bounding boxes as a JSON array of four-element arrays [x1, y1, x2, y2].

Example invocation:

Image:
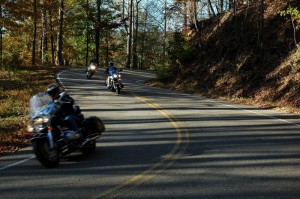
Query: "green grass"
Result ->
[[0, 66, 61, 156]]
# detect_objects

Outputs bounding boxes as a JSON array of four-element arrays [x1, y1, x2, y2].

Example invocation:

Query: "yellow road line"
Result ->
[[92, 94, 189, 199]]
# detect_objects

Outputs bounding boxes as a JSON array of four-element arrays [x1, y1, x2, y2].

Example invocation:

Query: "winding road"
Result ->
[[1, 69, 300, 199]]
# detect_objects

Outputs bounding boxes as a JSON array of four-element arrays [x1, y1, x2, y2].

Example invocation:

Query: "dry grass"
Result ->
[[0, 66, 61, 156]]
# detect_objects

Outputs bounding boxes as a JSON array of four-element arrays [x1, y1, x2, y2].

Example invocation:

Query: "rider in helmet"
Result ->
[[105, 61, 124, 88], [47, 84, 60, 100], [47, 84, 75, 113], [107, 61, 117, 75], [47, 84, 86, 142], [90, 56, 98, 65]]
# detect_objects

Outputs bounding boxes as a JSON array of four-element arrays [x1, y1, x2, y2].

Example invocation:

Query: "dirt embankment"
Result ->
[[154, 0, 300, 115]]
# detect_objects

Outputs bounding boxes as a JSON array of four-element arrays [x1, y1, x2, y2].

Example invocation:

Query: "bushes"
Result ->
[[280, 6, 300, 69], [158, 31, 198, 80]]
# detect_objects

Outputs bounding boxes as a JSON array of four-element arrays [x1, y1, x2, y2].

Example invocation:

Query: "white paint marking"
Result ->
[[0, 156, 35, 171], [0, 71, 67, 171], [207, 99, 300, 127]]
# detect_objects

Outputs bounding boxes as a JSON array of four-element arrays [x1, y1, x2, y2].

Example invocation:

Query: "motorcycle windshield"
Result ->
[[29, 92, 55, 116]]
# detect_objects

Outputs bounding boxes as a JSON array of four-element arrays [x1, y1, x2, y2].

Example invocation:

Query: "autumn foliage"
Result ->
[[158, 0, 300, 113]]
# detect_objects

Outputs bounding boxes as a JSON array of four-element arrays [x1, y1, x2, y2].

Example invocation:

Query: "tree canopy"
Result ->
[[0, 0, 298, 72]]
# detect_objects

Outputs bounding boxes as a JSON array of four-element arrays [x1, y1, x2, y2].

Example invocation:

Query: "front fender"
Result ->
[[31, 136, 48, 143]]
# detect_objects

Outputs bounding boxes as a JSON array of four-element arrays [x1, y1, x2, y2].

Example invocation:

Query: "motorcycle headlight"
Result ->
[[33, 117, 49, 125], [113, 74, 118, 78], [91, 65, 96, 70]]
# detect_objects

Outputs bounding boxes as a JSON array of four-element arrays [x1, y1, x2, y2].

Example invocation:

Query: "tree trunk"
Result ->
[[49, 1, 55, 66], [207, 0, 216, 17], [85, 0, 89, 66], [219, 0, 223, 12], [139, 3, 148, 70], [0, 4, 3, 67], [257, 0, 264, 61], [132, 0, 141, 69], [207, 0, 211, 16], [32, 0, 37, 66], [229, 0, 237, 15], [56, 0, 64, 66], [41, 0, 48, 64], [193, 0, 199, 32], [95, 0, 101, 62], [126, 0, 133, 69], [122, 0, 125, 20], [105, 30, 109, 65], [163, 0, 167, 67], [183, 1, 187, 30]]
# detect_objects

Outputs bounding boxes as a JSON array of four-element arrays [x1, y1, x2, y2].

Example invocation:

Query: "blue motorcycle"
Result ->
[[28, 92, 105, 168]]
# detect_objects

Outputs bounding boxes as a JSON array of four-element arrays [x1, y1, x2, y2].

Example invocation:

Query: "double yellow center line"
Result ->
[[93, 94, 189, 199]]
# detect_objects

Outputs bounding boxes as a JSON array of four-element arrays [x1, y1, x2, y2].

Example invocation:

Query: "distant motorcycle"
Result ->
[[27, 92, 105, 168], [86, 62, 97, 79], [105, 69, 123, 94]]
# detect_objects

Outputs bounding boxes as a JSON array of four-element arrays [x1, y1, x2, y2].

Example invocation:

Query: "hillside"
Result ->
[[153, 0, 300, 114]]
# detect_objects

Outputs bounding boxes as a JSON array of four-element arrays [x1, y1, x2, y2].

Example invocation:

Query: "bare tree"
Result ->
[[56, 0, 64, 66], [132, 0, 142, 69], [95, 0, 102, 61], [49, 1, 55, 65], [126, 0, 133, 69], [229, 0, 237, 15], [85, 0, 90, 66], [257, 0, 264, 60], [183, 0, 188, 29], [0, 4, 3, 66], [193, 0, 199, 32], [41, 0, 48, 64], [122, 0, 125, 19], [219, 0, 224, 12], [163, 0, 167, 67], [207, 0, 216, 17], [139, 2, 149, 70], [32, 0, 37, 66]]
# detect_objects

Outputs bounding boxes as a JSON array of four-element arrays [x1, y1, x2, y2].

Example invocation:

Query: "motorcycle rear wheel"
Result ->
[[32, 140, 60, 168]]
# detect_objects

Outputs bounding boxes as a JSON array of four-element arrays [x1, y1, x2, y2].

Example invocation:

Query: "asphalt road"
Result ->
[[1, 69, 300, 199]]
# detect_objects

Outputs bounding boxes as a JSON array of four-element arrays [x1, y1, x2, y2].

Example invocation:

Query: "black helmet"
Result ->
[[47, 84, 60, 99], [109, 61, 113, 66]]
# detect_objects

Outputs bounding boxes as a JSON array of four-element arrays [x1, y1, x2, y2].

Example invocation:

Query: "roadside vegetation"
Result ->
[[0, 66, 60, 156], [152, 0, 300, 114]]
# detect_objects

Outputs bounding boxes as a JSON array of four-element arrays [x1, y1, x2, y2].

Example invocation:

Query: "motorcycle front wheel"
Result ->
[[32, 139, 60, 168], [116, 85, 121, 94], [86, 72, 91, 79]]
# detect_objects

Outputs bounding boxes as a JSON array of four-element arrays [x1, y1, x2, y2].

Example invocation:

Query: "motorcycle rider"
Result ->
[[86, 57, 98, 73], [90, 57, 98, 65], [47, 84, 87, 143], [105, 61, 124, 88]]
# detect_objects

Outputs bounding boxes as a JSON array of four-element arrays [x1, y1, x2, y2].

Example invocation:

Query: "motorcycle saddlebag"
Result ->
[[83, 116, 105, 134]]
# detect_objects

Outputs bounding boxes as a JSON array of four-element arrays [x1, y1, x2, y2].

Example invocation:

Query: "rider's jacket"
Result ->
[[108, 66, 117, 76]]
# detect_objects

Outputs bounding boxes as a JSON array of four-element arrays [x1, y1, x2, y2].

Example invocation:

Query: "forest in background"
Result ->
[[159, 0, 300, 114], [0, 0, 270, 70], [1, 0, 300, 155]]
